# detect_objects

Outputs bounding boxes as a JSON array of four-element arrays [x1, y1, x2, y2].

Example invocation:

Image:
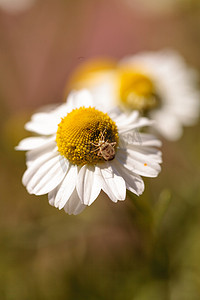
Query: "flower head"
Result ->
[[16, 90, 162, 215], [68, 50, 200, 141]]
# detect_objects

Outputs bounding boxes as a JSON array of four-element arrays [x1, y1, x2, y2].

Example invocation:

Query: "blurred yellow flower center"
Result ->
[[56, 107, 118, 165], [119, 70, 159, 111]]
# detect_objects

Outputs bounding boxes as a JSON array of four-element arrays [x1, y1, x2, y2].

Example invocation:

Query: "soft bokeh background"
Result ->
[[0, 0, 200, 299]]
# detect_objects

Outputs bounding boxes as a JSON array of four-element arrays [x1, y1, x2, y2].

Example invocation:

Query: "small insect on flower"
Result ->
[[90, 129, 116, 161]]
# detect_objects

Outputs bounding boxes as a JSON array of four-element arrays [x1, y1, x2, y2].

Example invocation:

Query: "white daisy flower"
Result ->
[[16, 90, 162, 215], [69, 50, 200, 140]]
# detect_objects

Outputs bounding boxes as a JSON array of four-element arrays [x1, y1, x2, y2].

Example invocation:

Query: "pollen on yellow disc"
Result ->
[[119, 69, 160, 111], [56, 107, 119, 165]]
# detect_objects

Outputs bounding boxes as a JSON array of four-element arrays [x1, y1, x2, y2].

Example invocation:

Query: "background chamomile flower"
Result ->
[[16, 90, 162, 215], [119, 50, 200, 140], [67, 50, 200, 141]]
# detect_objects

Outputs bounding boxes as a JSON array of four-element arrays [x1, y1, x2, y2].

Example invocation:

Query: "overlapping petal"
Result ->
[[48, 165, 78, 209], [112, 159, 144, 196], [116, 147, 161, 178], [76, 165, 102, 206], [25, 104, 68, 135], [64, 190, 86, 215], [16, 136, 56, 152], [23, 153, 69, 195], [99, 163, 126, 202]]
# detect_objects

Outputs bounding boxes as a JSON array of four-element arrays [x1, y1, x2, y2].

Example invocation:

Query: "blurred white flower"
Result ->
[[16, 90, 162, 215], [119, 50, 200, 140], [0, 0, 35, 13], [69, 50, 200, 140]]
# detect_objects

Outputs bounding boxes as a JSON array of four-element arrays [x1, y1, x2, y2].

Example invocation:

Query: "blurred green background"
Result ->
[[0, 0, 200, 299]]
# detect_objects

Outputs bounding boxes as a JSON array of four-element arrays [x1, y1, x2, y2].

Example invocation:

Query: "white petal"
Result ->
[[25, 114, 58, 135], [99, 162, 126, 202], [132, 133, 162, 147], [112, 159, 144, 196], [123, 144, 162, 163], [67, 89, 94, 109], [76, 165, 102, 206], [151, 111, 183, 141], [15, 136, 55, 151], [119, 131, 162, 149], [48, 165, 78, 210], [25, 103, 68, 135], [64, 189, 86, 215], [115, 110, 139, 126], [48, 189, 56, 207], [90, 165, 118, 203], [116, 148, 161, 178], [23, 154, 69, 195], [26, 139, 57, 167], [118, 116, 154, 135], [23, 150, 56, 188]]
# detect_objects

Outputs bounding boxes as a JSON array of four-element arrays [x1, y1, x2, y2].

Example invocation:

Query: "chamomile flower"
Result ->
[[68, 50, 200, 140], [16, 90, 162, 215]]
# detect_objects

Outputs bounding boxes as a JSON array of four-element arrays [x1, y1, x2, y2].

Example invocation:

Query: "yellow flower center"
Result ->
[[56, 107, 118, 165], [119, 70, 160, 111]]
